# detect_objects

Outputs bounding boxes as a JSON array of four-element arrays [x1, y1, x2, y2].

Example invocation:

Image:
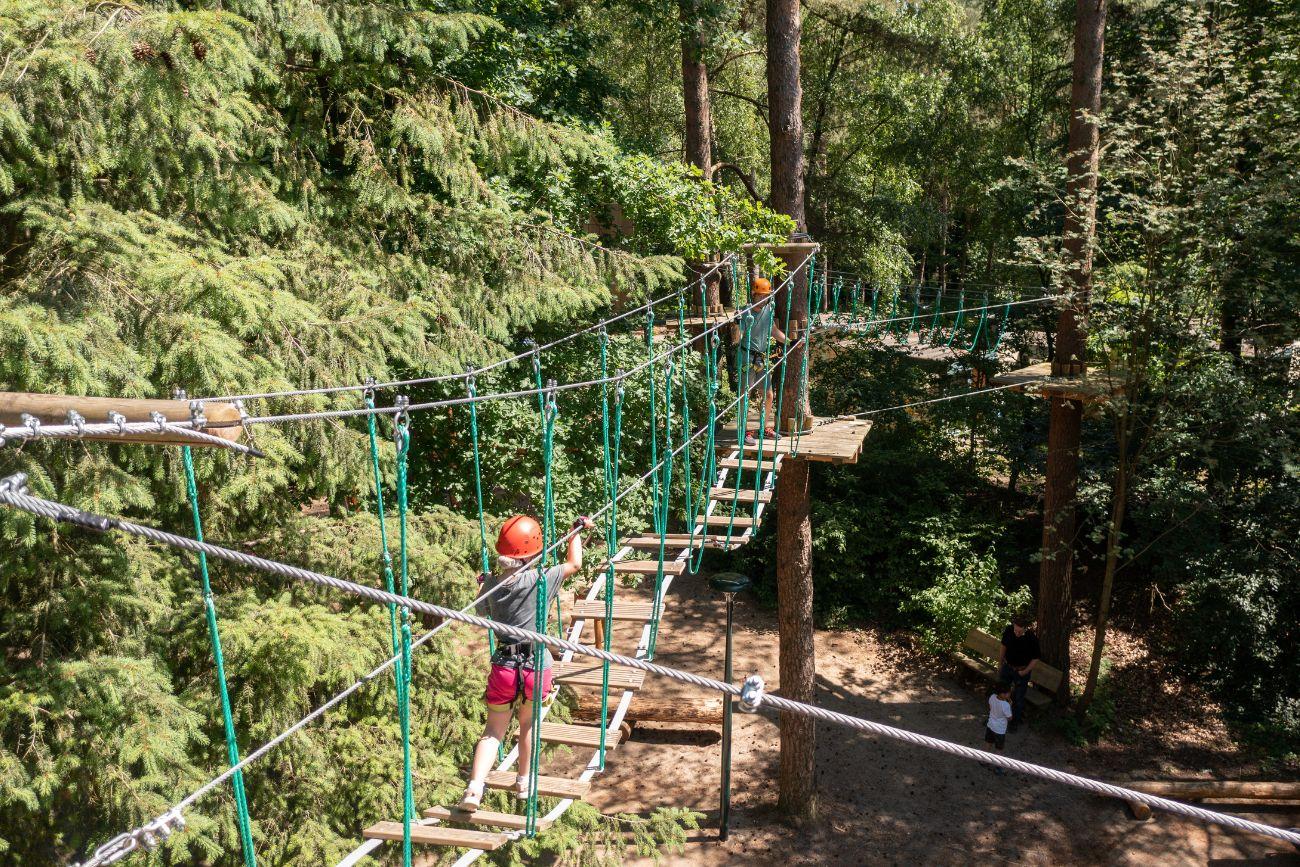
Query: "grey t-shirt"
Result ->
[[741, 303, 775, 356], [476, 564, 566, 669]]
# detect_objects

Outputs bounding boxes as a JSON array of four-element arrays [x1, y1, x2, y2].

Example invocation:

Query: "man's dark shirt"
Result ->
[[1001, 626, 1041, 669]]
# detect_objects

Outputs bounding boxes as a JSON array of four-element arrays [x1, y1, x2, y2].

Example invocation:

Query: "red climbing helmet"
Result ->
[[496, 515, 543, 559]]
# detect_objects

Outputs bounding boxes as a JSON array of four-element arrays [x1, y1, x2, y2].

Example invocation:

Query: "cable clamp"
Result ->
[[0, 473, 29, 496], [463, 366, 477, 396], [0, 423, 7, 446], [108, 411, 127, 434], [739, 674, 765, 712], [66, 410, 86, 434], [363, 375, 377, 401], [615, 371, 625, 406], [545, 379, 559, 415], [21, 413, 40, 435], [392, 395, 410, 445], [149, 411, 167, 433], [188, 401, 206, 430]]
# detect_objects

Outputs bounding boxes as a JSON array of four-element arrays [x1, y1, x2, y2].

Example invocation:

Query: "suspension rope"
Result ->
[[33, 483, 1300, 854], [364, 388, 401, 658], [391, 404, 415, 866], [596, 328, 623, 769], [966, 292, 991, 353], [180, 447, 257, 867], [528, 385, 559, 835]]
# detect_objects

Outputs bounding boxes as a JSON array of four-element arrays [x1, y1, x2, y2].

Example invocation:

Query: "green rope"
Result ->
[[527, 388, 558, 836], [851, 278, 861, 318], [886, 284, 902, 336], [967, 292, 990, 352], [792, 273, 824, 457], [832, 277, 843, 319], [724, 312, 753, 547], [181, 447, 257, 867], [928, 288, 945, 344], [946, 289, 968, 347], [768, 256, 803, 500], [463, 377, 504, 761], [647, 352, 674, 660], [364, 391, 400, 658], [529, 346, 561, 633], [687, 279, 721, 572], [597, 329, 623, 768], [987, 300, 1013, 355], [907, 285, 921, 338], [866, 285, 881, 335], [393, 408, 415, 867]]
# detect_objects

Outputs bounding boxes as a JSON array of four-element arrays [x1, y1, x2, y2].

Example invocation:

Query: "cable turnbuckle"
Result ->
[[739, 674, 765, 712]]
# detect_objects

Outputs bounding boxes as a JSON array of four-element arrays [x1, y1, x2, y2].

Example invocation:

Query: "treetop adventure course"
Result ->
[[2, 249, 1298, 866]]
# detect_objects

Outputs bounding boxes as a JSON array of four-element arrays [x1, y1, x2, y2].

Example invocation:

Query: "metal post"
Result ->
[[709, 571, 751, 842]]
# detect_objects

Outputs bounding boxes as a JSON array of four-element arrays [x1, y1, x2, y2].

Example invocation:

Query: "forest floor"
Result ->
[[554, 571, 1300, 866]]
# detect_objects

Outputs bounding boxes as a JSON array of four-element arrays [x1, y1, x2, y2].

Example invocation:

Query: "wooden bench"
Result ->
[[955, 627, 1062, 708]]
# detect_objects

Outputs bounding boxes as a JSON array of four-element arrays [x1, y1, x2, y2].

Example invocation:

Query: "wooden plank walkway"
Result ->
[[992, 363, 1125, 403], [716, 417, 874, 464]]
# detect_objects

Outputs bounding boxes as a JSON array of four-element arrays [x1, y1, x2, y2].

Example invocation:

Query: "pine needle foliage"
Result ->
[[0, 0, 791, 863]]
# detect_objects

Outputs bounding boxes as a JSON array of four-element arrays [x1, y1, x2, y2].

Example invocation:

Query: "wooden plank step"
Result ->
[[484, 770, 589, 799], [699, 514, 758, 528], [599, 559, 687, 576], [541, 722, 622, 749], [362, 821, 508, 850], [621, 533, 742, 550], [554, 659, 646, 689], [709, 487, 773, 504], [719, 456, 783, 472], [567, 600, 655, 622], [424, 806, 551, 831]]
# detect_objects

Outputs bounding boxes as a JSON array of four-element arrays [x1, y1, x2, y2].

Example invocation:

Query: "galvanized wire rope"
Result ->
[[10, 335, 814, 867], [201, 258, 735, 405], [10, 473, 1299, 854]]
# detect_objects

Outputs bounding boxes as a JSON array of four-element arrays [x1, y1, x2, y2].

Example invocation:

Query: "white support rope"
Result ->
[[0, 418, 262, 457], [5, 475, 1298, 855], [817, 381, 1031, 426], [201, 257, 736, 404], [3, 335, 811, 867]]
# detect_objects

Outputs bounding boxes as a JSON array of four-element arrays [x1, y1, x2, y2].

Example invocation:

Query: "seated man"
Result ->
[[998, 613, 1040, 729], [457, 513, 594, 809]]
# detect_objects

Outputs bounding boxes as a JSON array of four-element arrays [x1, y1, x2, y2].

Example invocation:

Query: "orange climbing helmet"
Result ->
[[752, 277, 772, 296], [496, 515, 543, 559]]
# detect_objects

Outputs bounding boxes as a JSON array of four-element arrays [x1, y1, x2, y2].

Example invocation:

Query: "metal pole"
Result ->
[[720, 591, 735, 841]]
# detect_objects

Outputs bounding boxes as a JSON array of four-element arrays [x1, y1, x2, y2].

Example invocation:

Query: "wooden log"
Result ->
[[1124, 781, 1300, 800], [571, 692, 725, 726], [0, 392, 243, 448]]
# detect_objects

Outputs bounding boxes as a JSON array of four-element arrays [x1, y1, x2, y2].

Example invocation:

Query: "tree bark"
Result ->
[[1076, 417, 1128, 719], [681, 2, 722, 314], [1037, 0, 1106, 704], [775, 457, 815, 822], [767, 0, 815, 824]]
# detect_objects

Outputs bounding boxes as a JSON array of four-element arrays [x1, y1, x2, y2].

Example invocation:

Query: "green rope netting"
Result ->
[[181, 447, 257, 867]]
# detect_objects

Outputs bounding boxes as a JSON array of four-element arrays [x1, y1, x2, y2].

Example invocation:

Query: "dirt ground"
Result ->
[[550, 571, 1300, 866]]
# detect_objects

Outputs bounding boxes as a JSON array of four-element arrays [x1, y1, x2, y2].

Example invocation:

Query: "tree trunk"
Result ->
[[775, 457, 816, 822], [767, 0, 815, 824], [681, 3, 722, 314], [1037, 0, 1106, 704], [1076, 418, 1128, 719]]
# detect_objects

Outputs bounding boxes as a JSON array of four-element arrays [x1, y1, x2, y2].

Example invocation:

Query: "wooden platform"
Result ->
[[540, 722, 622, 749], [709, 487, 772, 504], [716, 417, 874, 464], [361, 821, 508, 850], [599, 559, 687, 576], [554, 659, 646, 690], [992, 363, 1125, 403], [698, 514, 758, 529], [567, 600, 656, 622], [424, 806, 553, 831], [620, 533, 743, 551], [483, 770, 590, 798]]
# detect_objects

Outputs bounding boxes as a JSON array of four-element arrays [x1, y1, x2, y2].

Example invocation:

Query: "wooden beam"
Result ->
[[483, 770, 589, 799], [0, 392, 244, 448], [572, 691, 724, 726], [361, 821, 508, 850]]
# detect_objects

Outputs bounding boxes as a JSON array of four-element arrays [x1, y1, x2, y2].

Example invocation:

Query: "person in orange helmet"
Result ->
[[740, 276, 788, 446], [457, 512, 595, 810]]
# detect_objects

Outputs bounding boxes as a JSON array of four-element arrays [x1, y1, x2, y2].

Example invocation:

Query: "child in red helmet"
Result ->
[[457, 513, 595, 810]]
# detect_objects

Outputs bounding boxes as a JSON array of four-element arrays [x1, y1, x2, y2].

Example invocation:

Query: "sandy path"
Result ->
[[550, 569, 1300, 866]]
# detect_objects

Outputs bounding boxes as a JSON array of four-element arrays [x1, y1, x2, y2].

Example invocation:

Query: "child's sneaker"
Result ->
[[456, 780, 484, 811], [744, 431, 758, 446]]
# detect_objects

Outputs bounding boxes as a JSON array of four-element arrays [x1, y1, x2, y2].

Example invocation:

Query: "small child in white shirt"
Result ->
[[984, 682, 1013, 773]]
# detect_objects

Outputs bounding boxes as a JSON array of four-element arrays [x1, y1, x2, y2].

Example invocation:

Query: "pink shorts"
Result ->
[[485, 663, 554, 710]]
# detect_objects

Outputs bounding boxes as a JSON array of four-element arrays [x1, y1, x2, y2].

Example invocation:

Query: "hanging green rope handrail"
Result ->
[[724, 312, 754, 547], [967, 292, 991, 353], [364, 387, 401, 658], [928, 288, 946, 344], [526, 386, 558, 836], [597, 327, 623, 768], [866, 284, 881, 336], [986, 299, 1014, 355], [181, 446, 257, 867], [946, 289, 968, 347], [906, 285, 921, 338], [528, 345, 561, 633], [851, 278, 861, 319], [767, 255, 803, 509], [392, 404, 415, 867], [647, 353, 675, 660], [792, 271, 824, 457]]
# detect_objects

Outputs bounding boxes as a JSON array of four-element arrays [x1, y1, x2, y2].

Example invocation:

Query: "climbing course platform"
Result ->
[[992, 363, 1126, 403], [350, 441, 784, 866], [716, 416, 874, 464]]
